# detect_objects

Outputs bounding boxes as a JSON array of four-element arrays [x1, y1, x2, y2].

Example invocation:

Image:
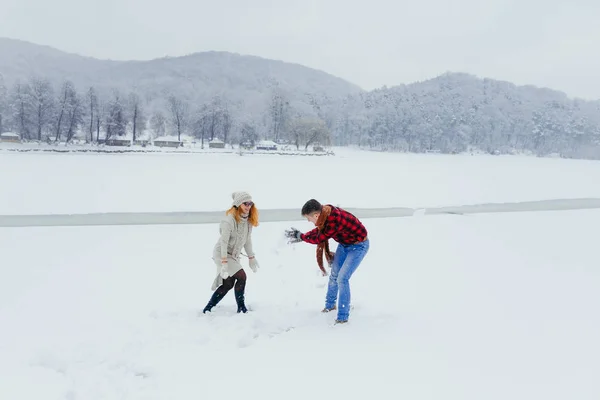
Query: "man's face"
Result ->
[[305, 212, 320, 226]]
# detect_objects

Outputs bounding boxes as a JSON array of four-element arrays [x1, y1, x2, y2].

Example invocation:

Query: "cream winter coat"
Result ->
[[210, 213, 255, 290]]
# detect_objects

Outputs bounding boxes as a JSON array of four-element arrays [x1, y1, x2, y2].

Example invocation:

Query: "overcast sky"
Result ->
[[2, 0, 599, 99]]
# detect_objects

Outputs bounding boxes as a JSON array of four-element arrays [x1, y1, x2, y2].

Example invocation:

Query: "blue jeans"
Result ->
[[325, 239, 370, 321]]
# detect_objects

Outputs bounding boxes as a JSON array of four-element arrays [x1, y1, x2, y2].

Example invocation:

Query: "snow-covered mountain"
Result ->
[[2, 37, 600, 159], [0, 37, 362, 115]]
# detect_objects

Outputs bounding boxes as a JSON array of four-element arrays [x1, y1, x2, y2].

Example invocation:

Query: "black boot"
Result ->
[[203, 291, 226, 313], [235, 289, 248, 313]]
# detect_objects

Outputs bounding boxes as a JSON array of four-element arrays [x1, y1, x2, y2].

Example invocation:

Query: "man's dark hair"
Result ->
[[301, 199, 322, 216]]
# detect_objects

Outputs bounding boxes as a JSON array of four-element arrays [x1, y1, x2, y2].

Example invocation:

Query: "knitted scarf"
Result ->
[[315, 205, 334, 276]]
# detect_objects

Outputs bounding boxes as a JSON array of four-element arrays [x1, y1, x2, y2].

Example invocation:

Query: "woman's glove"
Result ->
[[249, 257, 259, 273], [220, 259, 229, 278]]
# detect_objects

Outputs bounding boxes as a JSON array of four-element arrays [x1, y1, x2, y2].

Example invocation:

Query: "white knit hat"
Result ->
[[232, 191, 253, 207]]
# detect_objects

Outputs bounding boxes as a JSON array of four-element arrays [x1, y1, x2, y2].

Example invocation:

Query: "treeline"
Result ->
[[0, 74, 331, 150], [2, 72, 600, 159], [331, 73, 600, 159]]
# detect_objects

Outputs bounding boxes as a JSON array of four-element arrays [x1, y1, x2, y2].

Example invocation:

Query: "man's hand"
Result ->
[[284, 228, 303, 243]]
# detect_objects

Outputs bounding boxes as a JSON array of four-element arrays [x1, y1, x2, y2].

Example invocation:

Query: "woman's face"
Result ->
[[239, 201, 253, 214]]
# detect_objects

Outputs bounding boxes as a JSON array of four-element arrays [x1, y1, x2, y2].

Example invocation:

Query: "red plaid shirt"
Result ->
[[301, 205, 368, 245]]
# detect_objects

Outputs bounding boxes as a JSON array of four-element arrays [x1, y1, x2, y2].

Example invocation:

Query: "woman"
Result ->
[[202, 191, 260, 314]]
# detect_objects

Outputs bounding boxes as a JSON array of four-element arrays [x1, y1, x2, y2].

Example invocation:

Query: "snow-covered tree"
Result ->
[[105, 90, 127, 140], [0, 74, 8, 133], [10, 81, 33, 140], [86, 87, 98, 143], [64, 90, 84, 143], [29, 76, 55, 141], [239, 122, 259, 146], [53, 80, 79, 142]]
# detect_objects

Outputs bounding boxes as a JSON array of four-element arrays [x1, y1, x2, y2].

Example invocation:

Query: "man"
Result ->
[[285, 199, 369, 324]]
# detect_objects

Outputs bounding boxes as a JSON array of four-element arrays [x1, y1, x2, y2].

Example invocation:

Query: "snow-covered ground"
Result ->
[[1, 148, 599, 399], [1, 211, 599, 399], [2, 147, 600, 215]]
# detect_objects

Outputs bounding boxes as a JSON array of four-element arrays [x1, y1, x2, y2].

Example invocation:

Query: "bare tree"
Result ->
[[29, 77, 55, 141], [150, 111, 167, 139], [222, 104, 232, 145], [128, 92, 145, 142], [87, 87, 98, 143], [269, 88, 290, 142], [95, 100, 105, 142], [168, 95, 188, 141], [54, 81, 77, 142], [205, 96, 224, 141], [288, 117, 331, 150], [192, 104, 210, 148], [65, 90, 84, 143], [189, 96, 233, 146]]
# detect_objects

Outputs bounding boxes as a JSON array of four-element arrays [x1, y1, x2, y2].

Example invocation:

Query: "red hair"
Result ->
[[226, 205, 259, 227]]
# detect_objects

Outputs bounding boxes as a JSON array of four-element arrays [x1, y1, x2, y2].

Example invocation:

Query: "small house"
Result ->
[[154, 137, 183, 148], [105, 138, 132, 147], [256, 140, 278, 151], [134, 139, 150, 147], [208, 139, 225, 149], [0, 132, 20, 143]]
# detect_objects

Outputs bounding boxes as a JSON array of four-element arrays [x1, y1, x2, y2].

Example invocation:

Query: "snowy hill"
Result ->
[[0, 37, 362, 115], [2, 38, 600, 159], [346, 72, 600, 158]]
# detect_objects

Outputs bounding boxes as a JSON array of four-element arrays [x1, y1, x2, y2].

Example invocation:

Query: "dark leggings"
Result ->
[[215, 269, 246, 296]]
